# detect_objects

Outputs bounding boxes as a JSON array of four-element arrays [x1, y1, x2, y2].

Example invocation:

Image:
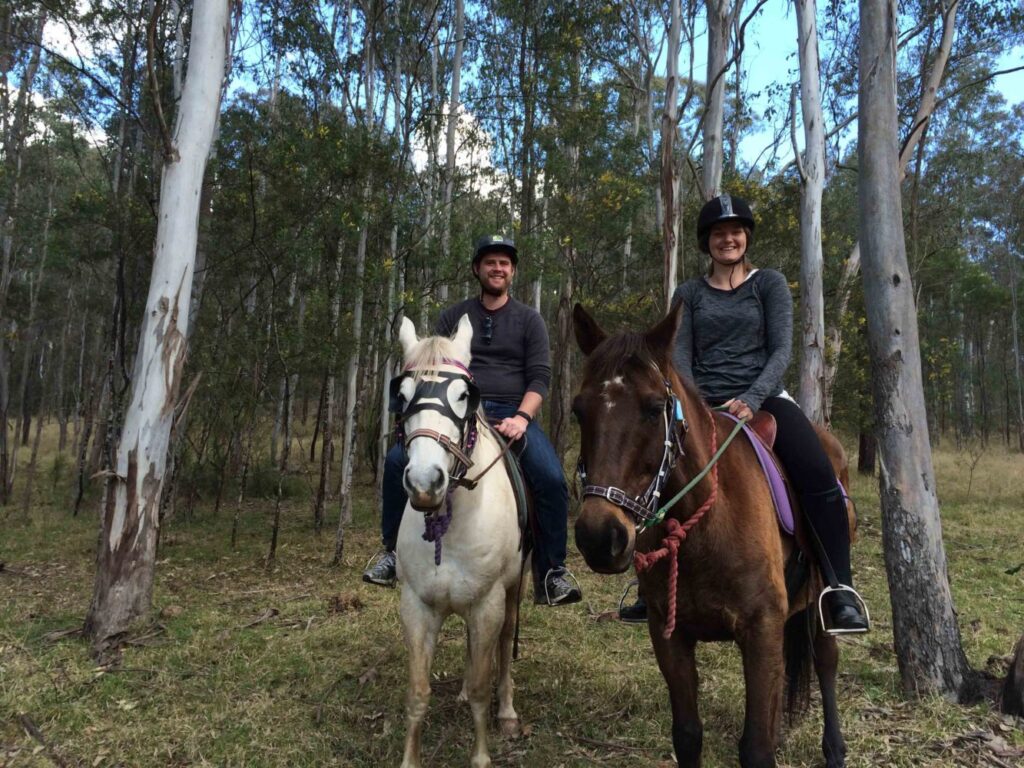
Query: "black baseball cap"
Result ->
[[472, 235, 518, 265]]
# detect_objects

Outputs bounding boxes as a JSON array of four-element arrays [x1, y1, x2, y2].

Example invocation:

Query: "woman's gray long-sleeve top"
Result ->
[[670, 268, 793, 412]]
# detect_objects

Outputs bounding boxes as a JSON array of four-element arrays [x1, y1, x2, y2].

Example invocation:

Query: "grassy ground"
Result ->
[[1, 430, 1022, 767]]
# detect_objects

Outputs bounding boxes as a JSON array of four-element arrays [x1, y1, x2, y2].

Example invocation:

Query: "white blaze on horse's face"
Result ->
[[601, 376, 625, 410]]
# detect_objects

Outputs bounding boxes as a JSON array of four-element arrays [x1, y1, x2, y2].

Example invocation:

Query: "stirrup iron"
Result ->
[[817, 584, 870, 635]]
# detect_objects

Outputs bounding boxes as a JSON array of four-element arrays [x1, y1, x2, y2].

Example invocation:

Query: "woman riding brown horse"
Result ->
[[572, 303, 852, 768]]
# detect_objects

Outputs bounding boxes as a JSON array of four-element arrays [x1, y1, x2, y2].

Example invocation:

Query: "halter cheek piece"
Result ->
[[577, 371, 689, 527], [389, 365, 481, 484]]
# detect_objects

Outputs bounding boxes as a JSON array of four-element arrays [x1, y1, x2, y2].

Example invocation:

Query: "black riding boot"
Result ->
[[618, 580, 647, 623], [801, 487, 869, 634]]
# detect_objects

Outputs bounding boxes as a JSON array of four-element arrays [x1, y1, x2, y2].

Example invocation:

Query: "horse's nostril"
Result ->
[[609, 524, 627, 559], [575, 511, 632, 573], [432, 467, 445, 489]]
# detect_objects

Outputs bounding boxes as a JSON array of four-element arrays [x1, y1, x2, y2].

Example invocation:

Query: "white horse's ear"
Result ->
[[452, 314, 473, 362], [398, 316, 418, 356]]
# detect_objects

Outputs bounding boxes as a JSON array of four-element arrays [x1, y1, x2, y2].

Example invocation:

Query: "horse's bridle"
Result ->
[[577, 366, 689, 528], [390, 360, 480, 488]]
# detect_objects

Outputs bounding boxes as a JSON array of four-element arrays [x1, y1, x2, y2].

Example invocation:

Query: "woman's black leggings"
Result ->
[[759, 396, 854, 586]]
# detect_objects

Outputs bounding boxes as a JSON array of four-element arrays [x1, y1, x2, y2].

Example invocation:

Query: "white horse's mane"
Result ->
[[404, 334, 467, 372]]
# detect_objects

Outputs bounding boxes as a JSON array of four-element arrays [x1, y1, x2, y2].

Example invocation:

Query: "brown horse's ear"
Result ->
[[573, 304, 607, 356], [644, 300, 682, 359]]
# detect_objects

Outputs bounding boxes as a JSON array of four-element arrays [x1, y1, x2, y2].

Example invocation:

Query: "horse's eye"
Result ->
[[643, 400, 665, 421]]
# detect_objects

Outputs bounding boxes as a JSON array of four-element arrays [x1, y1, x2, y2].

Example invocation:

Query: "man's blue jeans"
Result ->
[[381, 401, 569, 578]]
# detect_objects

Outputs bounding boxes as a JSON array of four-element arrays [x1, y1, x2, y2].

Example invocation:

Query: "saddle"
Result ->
[[719, 412, 851, 600], [480, 419, 532, 552], [721, 412, 795, 534]]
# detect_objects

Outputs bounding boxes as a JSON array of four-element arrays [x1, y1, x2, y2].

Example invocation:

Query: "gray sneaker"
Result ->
[[362, 550, 397, 587], [535, 567, 582, 606]]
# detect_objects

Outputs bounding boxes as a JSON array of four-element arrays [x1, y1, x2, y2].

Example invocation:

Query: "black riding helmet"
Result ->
[[473, 234, 518, 266], [696, 194, 756, 253]]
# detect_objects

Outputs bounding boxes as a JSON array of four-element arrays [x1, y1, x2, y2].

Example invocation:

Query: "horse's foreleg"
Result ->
[[400, 594, 443, 768], [737, 616, 785, 768], [650, 629, 702, 768], [814, 631, 846, 768], [495, 581, 521, 737], [464, 588, 506, 768]]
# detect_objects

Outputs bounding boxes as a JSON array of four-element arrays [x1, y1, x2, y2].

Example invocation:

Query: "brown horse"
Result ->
[[572, 303, 851, 768]]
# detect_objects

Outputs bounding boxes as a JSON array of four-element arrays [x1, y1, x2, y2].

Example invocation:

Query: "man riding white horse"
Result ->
[[365, 234, 582, 606]]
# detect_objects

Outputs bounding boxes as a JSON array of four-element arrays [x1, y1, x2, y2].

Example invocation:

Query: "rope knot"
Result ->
[[632, 405, 720, 640]]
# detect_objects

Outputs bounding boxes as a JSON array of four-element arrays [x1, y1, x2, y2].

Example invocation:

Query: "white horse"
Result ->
[[393, 315, 523, 768]]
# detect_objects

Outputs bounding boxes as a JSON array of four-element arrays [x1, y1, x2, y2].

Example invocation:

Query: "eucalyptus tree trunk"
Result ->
[[702, 0, 736, 199], [549, 49, 582, 456], [794, 0, 826, 424], [438, 0, 464, 304], [1009, 251, 1024, 451], [16, 179, 55, 456], [20, 346, 50, 519], [661, 0, 682, 310], [85, 0, 231, 650], [271, 275, 299, 467], [334, 8, 376, 565], [823, 0, 960, 413], [858, 0, 969, 698], [0, 10, 46, 504], [56, 288, 73, 451], [420, 7, 441, 329]]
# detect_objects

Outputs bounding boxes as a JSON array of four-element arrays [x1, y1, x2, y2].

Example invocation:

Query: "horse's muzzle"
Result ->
[[574, 501, 635, 573], [404, 464, 448, 509]]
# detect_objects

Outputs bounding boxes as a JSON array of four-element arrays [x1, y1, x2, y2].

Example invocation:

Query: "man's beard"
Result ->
[[478, 276, 507, 297]]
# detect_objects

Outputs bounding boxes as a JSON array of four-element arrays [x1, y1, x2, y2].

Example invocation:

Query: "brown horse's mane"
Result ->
[[583, 331, 706, 408]]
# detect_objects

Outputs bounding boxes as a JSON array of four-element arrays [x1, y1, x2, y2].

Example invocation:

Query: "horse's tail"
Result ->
[[783, 606, 815, 720]]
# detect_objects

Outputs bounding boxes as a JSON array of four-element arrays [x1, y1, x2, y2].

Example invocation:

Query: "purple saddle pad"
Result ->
[[719, 413, 849, 536], [720, 413, 795, 534]]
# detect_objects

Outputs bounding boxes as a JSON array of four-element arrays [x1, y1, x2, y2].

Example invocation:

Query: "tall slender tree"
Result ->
[[85, 0, 232, 651], [857, 0, 970, 697]]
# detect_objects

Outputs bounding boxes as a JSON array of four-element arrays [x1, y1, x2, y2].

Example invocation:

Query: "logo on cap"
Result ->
[[719, 194, 734, 216]]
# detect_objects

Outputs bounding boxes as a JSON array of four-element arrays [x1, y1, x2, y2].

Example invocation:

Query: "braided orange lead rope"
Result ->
[[633, 406, 719, 639]]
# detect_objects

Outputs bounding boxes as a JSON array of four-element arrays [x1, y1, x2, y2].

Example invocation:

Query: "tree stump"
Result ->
[[1001, 632, 1024, 716]]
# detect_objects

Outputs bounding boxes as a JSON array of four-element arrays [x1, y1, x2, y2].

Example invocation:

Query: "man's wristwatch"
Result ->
[[515, 410, 533, 423]]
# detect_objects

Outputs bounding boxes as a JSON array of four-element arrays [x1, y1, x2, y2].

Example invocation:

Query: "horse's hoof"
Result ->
[[457, 685, 469, 703], [469, 756, 491, 768], [499, 717, 522, 738]]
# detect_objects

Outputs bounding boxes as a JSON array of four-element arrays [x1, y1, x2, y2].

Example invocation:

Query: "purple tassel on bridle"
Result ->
[[422, 490, 455, 565], [419, 418, 478, 565]]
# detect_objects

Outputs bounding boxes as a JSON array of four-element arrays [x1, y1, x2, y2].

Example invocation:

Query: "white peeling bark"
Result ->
[[702, 0, 735, 199], [795, 0, 826, 424], [661, 0, 681, 311], [858, 0, 969, 698], [823, 0, 960, 412], [438, 0, 464, 305], [85, 0, 230, 650]]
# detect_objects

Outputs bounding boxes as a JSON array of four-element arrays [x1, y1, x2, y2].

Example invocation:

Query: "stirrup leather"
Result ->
[[817, 584, 870, 635], [618, 579, 638, 615]]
